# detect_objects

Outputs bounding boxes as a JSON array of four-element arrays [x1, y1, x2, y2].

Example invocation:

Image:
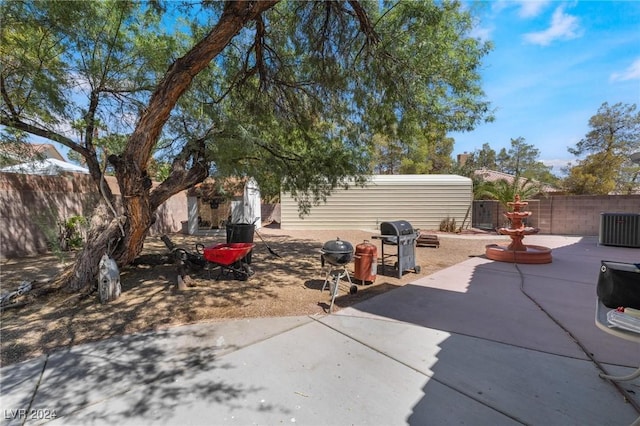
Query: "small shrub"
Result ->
[[59, 216, 88, 251], [439, 216, 457, 233]]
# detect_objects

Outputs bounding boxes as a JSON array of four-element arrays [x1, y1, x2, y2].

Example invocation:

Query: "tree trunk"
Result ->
[[59, 1, 281, 293], [60, 202, 126, 292]]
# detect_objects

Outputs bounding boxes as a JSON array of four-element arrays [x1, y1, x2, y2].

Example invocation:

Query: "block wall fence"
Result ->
[[1, 171, 637, 258], [472, 195, 639, 235]]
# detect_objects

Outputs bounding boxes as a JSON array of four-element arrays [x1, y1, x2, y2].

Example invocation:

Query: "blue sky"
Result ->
[[450, 0, 640, 174], [31, 1, 639, 177]]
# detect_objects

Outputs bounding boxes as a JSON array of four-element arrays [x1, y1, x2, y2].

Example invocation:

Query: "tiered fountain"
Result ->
[[485, 195, 552, 264]]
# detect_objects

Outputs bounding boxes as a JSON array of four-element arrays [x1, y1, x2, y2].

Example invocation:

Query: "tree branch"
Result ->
[[121, 0, 280, 175], [254, 13, 267, 89], [0, 116, 80, 153], [348, 0, 380, 45], [149, 135, 209, 209], [0, 75, 18, 117]]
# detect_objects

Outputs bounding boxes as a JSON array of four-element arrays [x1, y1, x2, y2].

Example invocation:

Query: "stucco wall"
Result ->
[[0, 172, 187, 258]]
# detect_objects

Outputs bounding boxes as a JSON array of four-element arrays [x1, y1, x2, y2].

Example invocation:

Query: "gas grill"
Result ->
[[373, 220, 421, 278]]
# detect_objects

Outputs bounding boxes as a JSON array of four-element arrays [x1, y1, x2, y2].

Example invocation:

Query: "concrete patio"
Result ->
[[1, 235, 639, 425]]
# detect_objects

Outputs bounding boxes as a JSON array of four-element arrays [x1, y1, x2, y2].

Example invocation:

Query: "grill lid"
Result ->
[[321, 238, 354, 254], [321, 238, 354, 266], [380, 220, 414, 236]]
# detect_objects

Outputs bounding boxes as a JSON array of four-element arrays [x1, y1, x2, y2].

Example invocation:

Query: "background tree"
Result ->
[[449, 142, 496, 177], [451, 139, 557, 200], [473, 142, 498, 170], [563, 102, 640, 194], [371, 122, 454, 174], [496, 137, 555, 183], [1, 0, 493, 294]]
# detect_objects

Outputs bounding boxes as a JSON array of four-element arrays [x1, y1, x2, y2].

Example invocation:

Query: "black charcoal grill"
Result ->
[[320, 238, 356, 313], [320, 238, 354, 266], [374, 220, 421, 278]]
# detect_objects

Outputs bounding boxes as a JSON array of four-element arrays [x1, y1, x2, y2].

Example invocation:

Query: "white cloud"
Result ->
[[542, 158, 572, 173], [491, 0, 551, 19], [490, 0, 549, 18], [469, 24, 493, 42], [517, 0, 551, 18], [523, 6, 581, 46], [610, 58, 640, 82]]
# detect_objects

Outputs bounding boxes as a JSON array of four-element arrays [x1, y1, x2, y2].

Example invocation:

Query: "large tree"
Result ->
[[564, 102, 640, 194], [1, 0, 492, 294]]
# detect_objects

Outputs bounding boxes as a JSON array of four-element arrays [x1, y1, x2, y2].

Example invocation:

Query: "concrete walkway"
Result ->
[[2, 235, 639, 425]]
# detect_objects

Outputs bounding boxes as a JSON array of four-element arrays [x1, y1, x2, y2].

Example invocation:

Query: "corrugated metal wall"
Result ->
[[281, 174, 473, 230]]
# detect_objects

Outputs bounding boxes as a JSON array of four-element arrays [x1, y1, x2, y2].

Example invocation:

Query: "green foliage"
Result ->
[[453, 138, 557, 200], [0, 1, 71, 126], [360, 1, 493, 176], [476, 178, 543, 209], [371, 123, 454, 174], [563, 151, 623, 195], [497, 137, 554, 181], [35, 213, 88, 256], [474, 143, 498, 170], [161, 1, 493, 207], [60, 216, 88, 250], [0, 137, 45, 167], [2, 0, 493, 215], [564, 102, 640, 194], [461, 138, 555, 184], [1, 0, 174, 171], [149, 161, 172, 182]]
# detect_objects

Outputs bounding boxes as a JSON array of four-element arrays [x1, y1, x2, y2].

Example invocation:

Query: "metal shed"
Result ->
[[281, 174, 473, 231]]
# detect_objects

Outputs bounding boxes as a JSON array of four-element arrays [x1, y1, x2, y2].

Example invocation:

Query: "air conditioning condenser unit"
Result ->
[[599, 213, 640, 248]]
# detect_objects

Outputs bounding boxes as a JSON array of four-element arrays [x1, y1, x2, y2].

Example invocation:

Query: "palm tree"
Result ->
[[475, 175, 545, 229], [477, 176, 543, 209]]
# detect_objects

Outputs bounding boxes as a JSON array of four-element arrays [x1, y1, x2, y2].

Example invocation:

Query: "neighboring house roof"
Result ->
[[473, 168, 557, 193], [0, 142, 65, 165], [0, 158, 89, 175], [30, 143, 65, 161]]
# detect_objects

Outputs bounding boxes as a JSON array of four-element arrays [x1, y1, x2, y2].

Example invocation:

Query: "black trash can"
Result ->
[[226, 223, 255, 264]]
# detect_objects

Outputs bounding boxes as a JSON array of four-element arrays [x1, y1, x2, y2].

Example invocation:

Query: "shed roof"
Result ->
[[367, 174, 471, 184]]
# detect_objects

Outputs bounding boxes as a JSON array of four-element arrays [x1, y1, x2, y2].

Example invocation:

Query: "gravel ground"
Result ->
[[0, 225, 506, 366]]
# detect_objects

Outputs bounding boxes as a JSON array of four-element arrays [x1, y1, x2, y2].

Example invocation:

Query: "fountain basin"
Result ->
[[485, 243, 552, 264]]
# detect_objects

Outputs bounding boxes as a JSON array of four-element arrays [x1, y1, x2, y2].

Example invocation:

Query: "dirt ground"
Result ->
[[0, 225, 505, 366]]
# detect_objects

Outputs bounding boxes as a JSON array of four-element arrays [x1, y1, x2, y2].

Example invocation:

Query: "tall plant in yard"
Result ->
[[1, 1, 493, 294]]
